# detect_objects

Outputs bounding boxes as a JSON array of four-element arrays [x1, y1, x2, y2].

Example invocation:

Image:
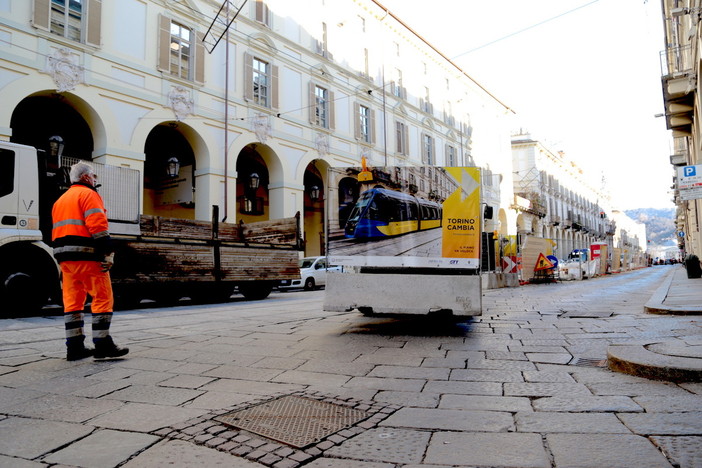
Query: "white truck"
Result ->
[[0, 141, 302, 315]]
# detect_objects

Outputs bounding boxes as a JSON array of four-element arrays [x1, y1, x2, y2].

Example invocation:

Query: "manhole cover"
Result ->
[[216, 395, 370, 448]]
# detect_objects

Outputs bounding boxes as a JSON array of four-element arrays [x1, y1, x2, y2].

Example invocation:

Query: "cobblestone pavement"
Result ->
[[0, 265, 700, 468]]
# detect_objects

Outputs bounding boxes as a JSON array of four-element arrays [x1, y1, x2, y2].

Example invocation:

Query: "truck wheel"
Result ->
[[304, 278, 316, 291], [0, 269, 47, 316], [239, 282, 274, 300]]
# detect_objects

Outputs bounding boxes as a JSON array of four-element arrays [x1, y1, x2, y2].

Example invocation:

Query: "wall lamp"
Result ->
[[49, 135, 64, 157], [309, 185, 320, 202], [166, 157, 180, 178]]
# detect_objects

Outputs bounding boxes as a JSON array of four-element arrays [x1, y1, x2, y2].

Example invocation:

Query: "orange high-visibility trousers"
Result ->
[[60, 261, 114, 313]]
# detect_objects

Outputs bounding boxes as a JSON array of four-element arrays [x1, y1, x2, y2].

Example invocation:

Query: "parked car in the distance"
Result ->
[[278, 256, 342, 291]]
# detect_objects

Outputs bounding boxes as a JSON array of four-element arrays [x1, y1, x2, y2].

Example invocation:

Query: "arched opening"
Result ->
[[236, 144, 269, 223], [303, 162, 324, 256], [10, 94, 95, 241], [143, 124, 196, 219], [10, 94, 93, 160]]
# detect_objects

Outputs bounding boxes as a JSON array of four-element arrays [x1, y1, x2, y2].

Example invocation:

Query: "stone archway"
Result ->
[[143, 123, 197, 219], [10, 93, 94, 160], [302, 161, 327, 256]]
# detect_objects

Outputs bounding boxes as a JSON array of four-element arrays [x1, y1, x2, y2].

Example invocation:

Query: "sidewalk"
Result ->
[[608, 266, 702, 382]]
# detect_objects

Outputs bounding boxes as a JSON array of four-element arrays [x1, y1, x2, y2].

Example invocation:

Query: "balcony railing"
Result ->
[[660, 44, 693, 77]]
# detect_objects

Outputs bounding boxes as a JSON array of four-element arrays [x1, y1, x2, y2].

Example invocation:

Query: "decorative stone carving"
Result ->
[[46, 48, 82, 92], [168, 86, 194, 121], [315, 132, 329, 156], [252, 113, 271, 143]]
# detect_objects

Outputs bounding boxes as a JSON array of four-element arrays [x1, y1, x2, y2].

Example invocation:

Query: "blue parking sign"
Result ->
[[684, 166, 697, 177]]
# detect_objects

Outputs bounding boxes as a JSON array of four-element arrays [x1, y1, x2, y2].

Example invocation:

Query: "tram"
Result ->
[[344, 187, 442, 239]]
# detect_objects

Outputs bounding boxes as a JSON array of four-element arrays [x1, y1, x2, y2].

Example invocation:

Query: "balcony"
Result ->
[[660, 45, 695, 135], [670, 152, 688, 166]]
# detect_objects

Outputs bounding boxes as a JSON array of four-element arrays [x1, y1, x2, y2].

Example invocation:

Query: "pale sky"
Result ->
[[379, 0, 673, 210]]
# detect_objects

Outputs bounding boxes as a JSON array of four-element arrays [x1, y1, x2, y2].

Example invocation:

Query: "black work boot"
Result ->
[[93, 336, 129, 359], [67, 345, 94, 361], [65, 311, 92, 361]]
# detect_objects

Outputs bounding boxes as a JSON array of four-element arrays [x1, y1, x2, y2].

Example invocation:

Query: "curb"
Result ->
[[607, 343, 702, 383], [644, 269, 702, 315]]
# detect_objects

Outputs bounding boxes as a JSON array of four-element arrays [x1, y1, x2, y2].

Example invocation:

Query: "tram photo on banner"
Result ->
[[327, 163, 481, 269]]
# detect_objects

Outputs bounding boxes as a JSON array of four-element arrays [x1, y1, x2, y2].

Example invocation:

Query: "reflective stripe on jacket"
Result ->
[[52, 183, 112, 263]]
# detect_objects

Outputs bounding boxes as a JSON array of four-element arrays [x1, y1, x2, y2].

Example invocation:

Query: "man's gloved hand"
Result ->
[[101, 253, 115, 272]]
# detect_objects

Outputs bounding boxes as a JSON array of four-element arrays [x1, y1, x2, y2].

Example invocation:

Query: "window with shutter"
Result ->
[[395, 121, 407, 156], [255, 0, 270, 27], [33, 0, 101, 47], [358, 104, 371, 143], [422, 134, 434, 165], [158, 15, 205, 84]]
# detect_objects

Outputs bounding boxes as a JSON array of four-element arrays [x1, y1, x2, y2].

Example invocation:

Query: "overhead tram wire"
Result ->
[[451, 0, 601, 60]]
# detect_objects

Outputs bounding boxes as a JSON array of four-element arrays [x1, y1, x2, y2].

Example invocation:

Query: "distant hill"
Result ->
[[624, 208, 676, 246]]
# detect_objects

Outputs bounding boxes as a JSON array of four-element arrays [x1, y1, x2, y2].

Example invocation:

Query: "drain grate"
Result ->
[[571, 357, 608, 367], [216, 395, 370, 448]]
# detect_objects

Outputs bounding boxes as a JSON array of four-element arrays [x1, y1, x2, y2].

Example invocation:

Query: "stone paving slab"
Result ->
[[532, 395, 643, 412], [373, 391, 440, 408], [515, 411, 631, 433], [618, 412, 702, 435], [305, 459, 394, 468], [0, 417, 93, 459], [634, 393, 702, 412], [0, 454, 44, 468], [122, 439, 266, 467], [439, 394, 533, 412], [504, 382, 592, 397], [424, 432, 550, 467], [44, 429, 160, 467], [650, 436, 702, 468], [379, 408, 513, 432], [0, 392, 123, 423], [547, 433, 674, 468], [104, 384, 204, 405], [89, 402, 207, 433], [325, 427, 430, 464]]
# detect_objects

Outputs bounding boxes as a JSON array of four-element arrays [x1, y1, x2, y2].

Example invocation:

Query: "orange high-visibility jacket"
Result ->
[[52, 183, 112, 263]]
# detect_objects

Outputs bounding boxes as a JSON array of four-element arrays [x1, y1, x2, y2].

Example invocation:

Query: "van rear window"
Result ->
[[0, 149, 15, 198]]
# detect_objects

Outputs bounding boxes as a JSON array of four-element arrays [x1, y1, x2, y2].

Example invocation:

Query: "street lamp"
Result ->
[[166, 157, 180, 178], [242, 172, 261, 215], [309, 185, 320, 202], [248, 172, 260, 193], [48, 135, 64, 158]]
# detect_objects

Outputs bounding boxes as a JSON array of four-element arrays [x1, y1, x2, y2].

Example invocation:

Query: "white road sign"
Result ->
[[678, 165, 702, 200]]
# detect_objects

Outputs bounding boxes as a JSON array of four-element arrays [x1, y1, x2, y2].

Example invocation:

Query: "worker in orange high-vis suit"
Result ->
[[52, 162, 128, 361]]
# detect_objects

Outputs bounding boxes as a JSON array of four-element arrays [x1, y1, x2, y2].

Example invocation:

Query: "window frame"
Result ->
[[158, 14, 205, 84], [253, 57, 270, 108], [355, 102, 375, 144], [244, 53, 279, 110], [255, 0, 270, 27], [395, 121, 408, 156], [32, 0, 101, 47], [422, 133, 435, 165], [309, 82, 335, 129]]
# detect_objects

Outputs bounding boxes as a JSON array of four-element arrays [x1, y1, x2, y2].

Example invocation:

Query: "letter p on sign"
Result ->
[[684, 166, 697, 177]]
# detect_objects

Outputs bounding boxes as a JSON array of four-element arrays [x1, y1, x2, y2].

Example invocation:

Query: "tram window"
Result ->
[[409, 202, 419, 221]]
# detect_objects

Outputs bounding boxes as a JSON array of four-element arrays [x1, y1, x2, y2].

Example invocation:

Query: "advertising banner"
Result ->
[[327, 165, 481, 269]]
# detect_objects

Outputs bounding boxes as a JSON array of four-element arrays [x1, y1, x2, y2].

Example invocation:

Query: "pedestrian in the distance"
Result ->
[[52, 162, 128, 361]]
